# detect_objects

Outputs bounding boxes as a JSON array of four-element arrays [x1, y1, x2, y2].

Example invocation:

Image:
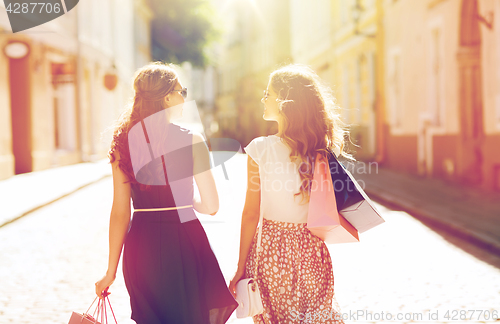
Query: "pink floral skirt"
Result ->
[[244, 218, 345, 324]]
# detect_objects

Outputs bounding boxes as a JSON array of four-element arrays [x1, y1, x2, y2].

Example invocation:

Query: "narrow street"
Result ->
[[2, 0, 500, 323], [1, 154, 499, 324]]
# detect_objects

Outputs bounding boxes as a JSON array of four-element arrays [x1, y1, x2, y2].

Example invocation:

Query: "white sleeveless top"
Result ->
[[244, 135, 341, 224]]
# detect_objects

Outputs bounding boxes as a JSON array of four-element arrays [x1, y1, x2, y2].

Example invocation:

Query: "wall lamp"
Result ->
[[477, 12, 494, 30]]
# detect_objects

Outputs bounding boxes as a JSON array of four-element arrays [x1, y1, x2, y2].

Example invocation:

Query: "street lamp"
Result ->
[[352, 0, 375, 38]]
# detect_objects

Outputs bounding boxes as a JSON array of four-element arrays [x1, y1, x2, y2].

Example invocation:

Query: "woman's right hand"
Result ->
[[228, 268, 245, 299], [95, 273, 116, 299]]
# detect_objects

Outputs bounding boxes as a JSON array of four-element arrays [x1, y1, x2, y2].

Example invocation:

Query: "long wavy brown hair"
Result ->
[[269, 64, 356, 204], [106, 62, 180, 191]]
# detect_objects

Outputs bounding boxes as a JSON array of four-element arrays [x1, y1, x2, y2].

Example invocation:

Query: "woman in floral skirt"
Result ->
[[229, 64, 353, 324]]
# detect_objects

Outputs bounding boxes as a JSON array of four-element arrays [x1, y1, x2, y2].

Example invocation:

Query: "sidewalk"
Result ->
[[0, 159, 112, 228], [348, 161, 500, 256]]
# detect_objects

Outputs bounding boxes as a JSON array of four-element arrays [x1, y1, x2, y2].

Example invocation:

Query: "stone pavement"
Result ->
[[346, 160, 500, 256]]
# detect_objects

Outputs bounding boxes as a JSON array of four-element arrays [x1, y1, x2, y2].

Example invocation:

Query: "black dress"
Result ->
[[122, 122, 238, 324]]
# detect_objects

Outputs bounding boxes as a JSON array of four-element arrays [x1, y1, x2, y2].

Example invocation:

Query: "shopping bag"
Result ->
[[68, 289, 117, 324], [307, 153, 359, 244], [68, 312, 102, 324], [327, 149, 385, 233]]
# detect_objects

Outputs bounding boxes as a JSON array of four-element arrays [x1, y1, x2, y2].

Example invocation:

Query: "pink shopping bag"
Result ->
[[307, 153, 359, 244], [68, 289, 117, 324], [68, 312, 102, 324]]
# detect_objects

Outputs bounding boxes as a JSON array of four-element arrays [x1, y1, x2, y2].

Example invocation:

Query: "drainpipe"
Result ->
[[374, 0, 386, 164]]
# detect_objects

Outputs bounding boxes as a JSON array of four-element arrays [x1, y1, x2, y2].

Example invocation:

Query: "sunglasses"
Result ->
[[263, 90, 280, 101], [172, 87, 188, 99]]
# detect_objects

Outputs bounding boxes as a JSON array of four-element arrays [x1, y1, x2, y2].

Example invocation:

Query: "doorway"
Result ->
[[9, 50, 32, 174]]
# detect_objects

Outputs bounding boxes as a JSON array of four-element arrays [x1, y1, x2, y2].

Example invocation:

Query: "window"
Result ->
[[496, 95, 500, 128], [53, 75, 77, 151], [364, 0, 376, 9], [368, 52, 376, 105], [388, 50, 403, 128], [342, 66, 351, 123], [340, 0, 351, 24], [429, 27, 443, 127], [355, 57, 363, 124]]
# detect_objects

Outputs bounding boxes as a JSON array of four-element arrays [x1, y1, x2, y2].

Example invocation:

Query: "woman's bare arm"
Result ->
[[192, 133, 219, 215], [95, 150, 131, 297], [107, 152, 132, 276], [236, 155, 261, 270], [229, 155, 260, 296]]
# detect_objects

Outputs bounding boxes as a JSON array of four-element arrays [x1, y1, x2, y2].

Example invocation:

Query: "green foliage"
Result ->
[[146, 0, 221, 67]]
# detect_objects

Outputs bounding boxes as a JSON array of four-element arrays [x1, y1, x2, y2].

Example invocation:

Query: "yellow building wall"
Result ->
[[331, 0, 378, 158]]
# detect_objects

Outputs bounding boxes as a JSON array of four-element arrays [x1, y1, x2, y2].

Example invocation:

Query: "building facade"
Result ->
[[330, 0, 379, 160], [214, 0, 500, 191], [214, 0, 292, 146], [0, 0, 152, 180], [383, 0, 500, 191]]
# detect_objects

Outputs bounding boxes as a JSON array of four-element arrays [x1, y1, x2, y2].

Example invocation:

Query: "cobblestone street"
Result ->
[[1, 154, 499, 324]]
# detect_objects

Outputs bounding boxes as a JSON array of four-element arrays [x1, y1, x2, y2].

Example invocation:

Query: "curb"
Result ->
[[0, 159, 112, 228], [0, 174, 111, 229], [364, 188, 500, 257]]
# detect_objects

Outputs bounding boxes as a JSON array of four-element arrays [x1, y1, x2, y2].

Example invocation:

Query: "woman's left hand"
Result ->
[[95, 273, 116, 299], [228, 268, 245, 299]]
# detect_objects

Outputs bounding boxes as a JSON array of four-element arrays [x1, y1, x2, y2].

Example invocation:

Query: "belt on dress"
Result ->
[[134, 205, 193, 212]]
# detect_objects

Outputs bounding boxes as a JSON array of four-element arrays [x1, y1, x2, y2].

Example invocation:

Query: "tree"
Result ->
[[146, 0, 220, 67]]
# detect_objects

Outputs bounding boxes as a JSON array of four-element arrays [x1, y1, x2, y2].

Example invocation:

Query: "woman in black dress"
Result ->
[[95, 62, 238, 324]]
